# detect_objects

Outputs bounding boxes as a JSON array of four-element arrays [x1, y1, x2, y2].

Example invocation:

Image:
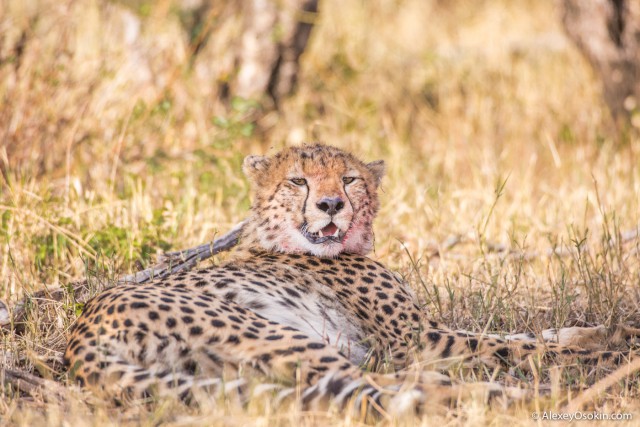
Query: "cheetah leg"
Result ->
[[504, 324, 640, 350], [299, 369, 528, 414], [66, 350, 244, 402], [415, 325, 636, 373], [503, 326, 608, 349]]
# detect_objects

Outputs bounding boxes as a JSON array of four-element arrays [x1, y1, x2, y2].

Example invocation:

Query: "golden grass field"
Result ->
[[1, 0, 640, 425]]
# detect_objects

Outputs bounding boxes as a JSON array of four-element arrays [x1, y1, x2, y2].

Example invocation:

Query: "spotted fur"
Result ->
[[64, 144, 638, 414]]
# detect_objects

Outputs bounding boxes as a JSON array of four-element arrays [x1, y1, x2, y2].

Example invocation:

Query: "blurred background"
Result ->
[[1, 0, 639, 314]]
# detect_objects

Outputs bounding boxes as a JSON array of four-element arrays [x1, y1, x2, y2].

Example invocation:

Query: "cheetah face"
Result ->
[[243, 144, 385, 257]]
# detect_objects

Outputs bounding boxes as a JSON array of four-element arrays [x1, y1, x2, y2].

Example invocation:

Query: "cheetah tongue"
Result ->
[[320, 222, 339, 237]]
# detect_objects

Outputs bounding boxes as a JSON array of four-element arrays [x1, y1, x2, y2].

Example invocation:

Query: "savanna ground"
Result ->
[[1, 0, 640, 425]]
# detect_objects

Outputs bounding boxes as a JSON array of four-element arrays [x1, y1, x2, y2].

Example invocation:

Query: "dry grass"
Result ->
[[1, 0, 640, 425]]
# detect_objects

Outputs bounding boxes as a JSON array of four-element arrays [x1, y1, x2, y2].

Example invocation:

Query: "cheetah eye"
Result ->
[[342, 177, 356, 184], [290, 178, 307, 186]]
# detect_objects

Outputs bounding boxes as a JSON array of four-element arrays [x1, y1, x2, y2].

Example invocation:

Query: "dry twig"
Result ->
[[565, 357, 640, 412]]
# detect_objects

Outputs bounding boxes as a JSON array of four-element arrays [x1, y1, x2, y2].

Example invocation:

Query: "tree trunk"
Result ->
[[182, 0, 319, 107], [560, 0, 640, 130], [235, 0, 318, 106]]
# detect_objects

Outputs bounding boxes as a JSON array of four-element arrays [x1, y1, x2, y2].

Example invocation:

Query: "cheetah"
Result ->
[[65, 144, 639, 413]]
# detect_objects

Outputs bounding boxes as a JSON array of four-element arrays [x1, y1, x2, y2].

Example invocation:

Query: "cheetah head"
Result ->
[[242, 144, 385, 257]]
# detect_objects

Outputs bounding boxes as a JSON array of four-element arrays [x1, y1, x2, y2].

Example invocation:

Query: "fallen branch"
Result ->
[[612, 226, 640, 246], [0, 221, 245, 329], [118, 220, 245, 284], [511, 225, 640, 261], [438, 224, 640, 262], [1, 367, 68, 401]]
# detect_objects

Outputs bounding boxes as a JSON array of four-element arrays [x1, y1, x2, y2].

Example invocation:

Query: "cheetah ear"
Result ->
[[243, 155, 271, 183], [366, 160, 385, 186]]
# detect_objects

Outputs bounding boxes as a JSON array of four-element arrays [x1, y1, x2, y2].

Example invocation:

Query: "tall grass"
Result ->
[[1, 0, 639, 425]]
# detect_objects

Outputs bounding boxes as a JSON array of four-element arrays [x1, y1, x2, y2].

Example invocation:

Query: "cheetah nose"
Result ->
[[316, 197, 345, 216]]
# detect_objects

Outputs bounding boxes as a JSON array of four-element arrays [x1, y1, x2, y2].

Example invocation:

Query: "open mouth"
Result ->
[[301, 222, 345, 244]]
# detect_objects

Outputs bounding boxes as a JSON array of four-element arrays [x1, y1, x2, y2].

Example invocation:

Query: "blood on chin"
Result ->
[[272, 231, 345, 257], [342, 224, 372, 255]]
